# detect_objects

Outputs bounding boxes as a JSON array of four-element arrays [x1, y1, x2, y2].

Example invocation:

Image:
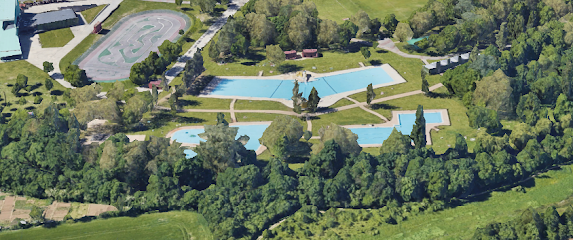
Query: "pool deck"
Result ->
[[341, 109, 450, 147], [165, 121, 273, 155], [199, 64, 407, 108]]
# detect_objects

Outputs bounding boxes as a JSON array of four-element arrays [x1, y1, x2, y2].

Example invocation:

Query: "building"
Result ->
[[31, 9, 78, 32], [0, 0, 22, 60], [302, 49, 317, 58], [284, 50, 297, 60], [149, 80, 162, 89], [423, 52, 470, 74]]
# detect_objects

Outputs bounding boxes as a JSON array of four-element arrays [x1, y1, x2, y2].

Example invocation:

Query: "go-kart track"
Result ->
[[78, 11, 190, 82]]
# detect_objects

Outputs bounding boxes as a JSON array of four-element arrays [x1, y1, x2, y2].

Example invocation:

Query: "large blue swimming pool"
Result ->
[[208, 67, 395, 99], [172, 124, 270, 158], [347, 112, 443, 145], [176, 112, 444, 158]]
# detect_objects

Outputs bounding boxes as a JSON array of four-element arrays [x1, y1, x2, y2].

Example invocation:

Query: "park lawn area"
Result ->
[[370, 87, 477, 154], [311, 108, 383, 135], [0, 61, 67, 118], [235, 113, 307, 131], [97, 80, 139, 92], [361, 147, 379, 156], [158, 95, 232, 109], [346, 165, 573, 240], [38, 28, 74, 48], [0, 211, 212, 240], [329, 98, 355, 108], [312, 0, 426, 23], [127, 110, 231, 138], [81, 4, 108, 24], [68, 202, 90, 219], [234, 100, 291, 111]]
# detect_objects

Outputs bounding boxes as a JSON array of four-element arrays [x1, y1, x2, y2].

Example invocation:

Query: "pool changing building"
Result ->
[[424, 52, 470, 74], [30, 9, 78, 32], [0, 0, 22, 60]]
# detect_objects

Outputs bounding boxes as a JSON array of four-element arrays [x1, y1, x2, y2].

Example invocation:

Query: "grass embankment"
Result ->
[[38, 28, 74, 48], [159, 95, 232, 110], [234, 100, 291, 111], [312, 0, 427, 23], [0, 211, 212, 240], [0, 61, 67, 118], [310, 107, 384, 135], [81, 4, 108, 24]]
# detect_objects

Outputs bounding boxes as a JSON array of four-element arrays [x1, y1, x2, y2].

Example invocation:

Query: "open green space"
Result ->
[[128, 111, 232, 138], [311, 108, 383, 135], [329, 98, 355, 108], [38, 28, 74, 48], [159, 95, 232, 110], [0, 211, 212, 240], [81, 4, 108, 24], [312, 0, 427, 23], [0, 61, 67, 118], [235, 113, 307, 131], [370, 87, 475, 154], [234, 100, 291, 111]]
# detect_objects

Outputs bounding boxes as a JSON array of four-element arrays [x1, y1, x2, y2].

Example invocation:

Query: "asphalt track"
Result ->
[[79, 12, 188, 81]]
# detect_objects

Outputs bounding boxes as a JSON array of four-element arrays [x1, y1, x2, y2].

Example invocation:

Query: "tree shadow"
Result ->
[[32, 91, 43, 96], [180, 7, 192, 11], [177, 99, 200, 107], [2, 112, 11, 118], [277, 64, 302, 74], [29, 83, 42, 92], [427, 92, 450, 99], [24, 106, 36, 111], [9, 108, 17, 111], [6, 84, 13, 87], [369, 59, 382, 66], [241, 62, 257, 66], [376, 49, 388, 54], [98, 29, 110, 35], [144, 112, 205, 130], [346, 42, 363, 53], [370, 103, 398, 110]]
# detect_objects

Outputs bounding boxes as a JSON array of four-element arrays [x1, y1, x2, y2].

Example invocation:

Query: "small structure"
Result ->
[[149, 80, 162, 89], [423, 52, 471, 75], [0, 0, 22, 60], [302, 49, 317, 58], [31, 9, 78, 32], [284, 50, 297, 60], [92, 21, 102, 34]]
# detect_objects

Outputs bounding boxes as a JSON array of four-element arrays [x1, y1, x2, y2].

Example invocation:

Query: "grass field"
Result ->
[[81, 4, 108, 24], [128, 111, 232, 138], [0, 211, 212, 240], [235, 112, 307, 130], [312, 0, 427, 23], [0, 61, 67, 118], [311, 107, 383, 135], [369, 86, 475, 154], [234, 100, 291, 111], [38, 28, 74, 48], [158, 95, 232, 109]]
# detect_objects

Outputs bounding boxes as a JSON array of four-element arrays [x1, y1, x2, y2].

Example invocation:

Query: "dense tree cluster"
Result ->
[[130, 40, 182, 85]]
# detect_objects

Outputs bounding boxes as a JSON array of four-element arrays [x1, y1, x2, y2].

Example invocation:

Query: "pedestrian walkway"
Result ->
[[377, 38, 450, 61], [230, 99, 237, 122], [344, 96, 388, 122]]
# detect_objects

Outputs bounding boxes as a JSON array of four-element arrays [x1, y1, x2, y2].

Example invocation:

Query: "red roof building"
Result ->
[[149, 80, 162, 89], [284, 50, 297, 60], [302, 49, 317, 58]]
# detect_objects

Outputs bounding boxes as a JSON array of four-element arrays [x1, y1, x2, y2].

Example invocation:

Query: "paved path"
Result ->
[[230, 99, 237, 122], [163, 0, 250, 85], [344, 96, 388, 122], [0, 196, 15, 222], [377, 38, 451, 61], [306, 115, 312, 132], [24, 0, 124, 89]]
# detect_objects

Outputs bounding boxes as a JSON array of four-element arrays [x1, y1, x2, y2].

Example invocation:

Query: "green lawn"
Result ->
[[38, 28, 74, 48], [369, 87, 475, 154], [159, 95, 232, 109], [234, 100, 291, 111], [127, 111, 231, 138], [312, 0, 427, 23], [81, 4, 108, 24], [329, 98, 355, 108], [235, 113, 307, 131], [0, 211, 212, 240], [311, 108, 383, 135], [0, 61, 67, 118]]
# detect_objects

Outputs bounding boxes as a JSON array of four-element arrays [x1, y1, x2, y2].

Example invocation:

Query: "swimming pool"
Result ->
[[171, 124, 270, 158], [347, 112, 443, 145], [208, 67, 396, 99]]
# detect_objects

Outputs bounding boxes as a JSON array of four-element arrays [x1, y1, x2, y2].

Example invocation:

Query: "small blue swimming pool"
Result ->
[[348, 112, 443, 145], [208, 67, 396, 99], [172, 124, 270, 158]]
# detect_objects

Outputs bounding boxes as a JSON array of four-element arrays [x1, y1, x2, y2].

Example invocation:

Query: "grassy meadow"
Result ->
[[38, 28, 74, 48], [312, 0, 427, 23], [81, 4, 108, 24]]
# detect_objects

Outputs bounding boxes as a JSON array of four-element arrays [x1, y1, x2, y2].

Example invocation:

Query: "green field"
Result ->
[[311, 107, 384, 135], [38, 28, 74, 48], [234, 100, 291, 111], [81, 5, 108, 24], [0, 211, 212, 240], [158, 95, 232, 110], [0, 61, 67, 118], [128, 111, 232, 138], [312, 0, 427, 23]]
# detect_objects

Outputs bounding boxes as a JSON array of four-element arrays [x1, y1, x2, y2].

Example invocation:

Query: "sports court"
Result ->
[[78, 11, 190, 81]]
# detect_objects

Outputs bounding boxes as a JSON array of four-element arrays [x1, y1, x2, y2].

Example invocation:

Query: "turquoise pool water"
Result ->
[[172, 124, 270, 158], [208, 67, 395, 99], [347, 112, 443, 145], [407, 36, 429, 45]]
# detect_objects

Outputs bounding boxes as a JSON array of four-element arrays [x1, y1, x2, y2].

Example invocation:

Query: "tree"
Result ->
[[394, 22, 414, 42], [179, 29, 184, 35], [288, 13, 314, 49], [383, 14, 399, 35], [123, 93, 153, 124], [421, 69, 429, 94], [183, 49, 205, 88], [441, 63, 481, 98], [175, 0, 183, 6], [303, 130, 312, 141], [350, 10, 371, 37], [315, 123, 361, 156], [469, 42, 479, 63], [360, 47, 371, 59], [317, 19, 340, 48], [339, 20, 359, 49], [466, 106, 503, 134], [292, 80, 303, 113], [29, 206, 44, 222], [64, 65, 88, 87], [516, 92, 542, 126], [152, 85, 158, 106], [192, 0, 216, 13], [43, 61, 54, 73], [496, 22, 508, 50], [410, 105, 426, 148], [266, 44, 285, 65], [307, 87, 320, 113], [472, 69, 515, 119], [107, 81, 125, 101], [379, 128, 412, 155], [246, 13, 276, 46], [301, 140, 345, 178], [158, 40, 182, 62], [366, 83, 375, 106], [469, 54, 500, 77], [12, 74, 27, 96], [409, 11, 433, 37], [18, 97, 26, 105], [44, 78, 53, 91], [34, 95, 43, 104], [216, 112, 228, 126], [259, 115, 310, 160], [195, 124, 255, 173]]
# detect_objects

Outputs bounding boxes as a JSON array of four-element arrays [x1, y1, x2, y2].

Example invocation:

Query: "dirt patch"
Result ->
[[0, 196, 15, 222], [87, 204, 118, 216]]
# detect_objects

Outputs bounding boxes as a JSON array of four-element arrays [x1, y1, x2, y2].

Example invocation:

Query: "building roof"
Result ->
[[450, 55, 459, 63], [284, 50, 296, 54], [424, 62, 437, 69], [440, 59, 449, 65], [303, 49, 317, 53], [460, 53, 470, 60], [0, 0, 17, 22], [31, 9, 77, 26], [0, 26, 21, 58]]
